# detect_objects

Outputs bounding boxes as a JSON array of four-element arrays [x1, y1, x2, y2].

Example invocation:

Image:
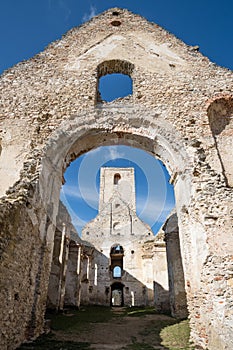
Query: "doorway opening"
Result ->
[[111, 282, 124, 306]]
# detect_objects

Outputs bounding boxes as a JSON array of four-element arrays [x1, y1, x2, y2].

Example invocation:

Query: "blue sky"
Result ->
[[1, 1, 232, 235], [0, 1, 232, 74], [60, 146, 175, 234]]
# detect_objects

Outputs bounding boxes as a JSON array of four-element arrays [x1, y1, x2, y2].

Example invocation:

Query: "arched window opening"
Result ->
[[113, 266, 122, 278], [97, 60, 134, 103], [111, 244, 124, 255], [98, 74, 132, 102], [114, 173, 121, 185], [110, 244, 124, 277]]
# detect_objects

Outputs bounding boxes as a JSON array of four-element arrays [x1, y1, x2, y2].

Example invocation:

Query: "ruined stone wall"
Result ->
[[78, 237, 168, 308], [164, 212, 188, 319], [47, 201, 81, 310], [0, 199, 51, 349], [0, 7, 233, 349], [64, 241, 82, 308], [81, 167, 169, 308]]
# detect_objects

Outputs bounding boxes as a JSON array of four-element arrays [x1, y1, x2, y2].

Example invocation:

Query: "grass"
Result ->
[[160, 319, 195, 350], [123, 306, 158, 317], [119, 306, 194, 349], [18, 306, 194, 349], [47, 305, 113, 332]]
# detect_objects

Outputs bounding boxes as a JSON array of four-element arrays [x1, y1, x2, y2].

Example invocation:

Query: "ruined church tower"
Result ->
[[99, 167, 136, 211], [81, 167, 169, 307], [82, 167, 152, 244]]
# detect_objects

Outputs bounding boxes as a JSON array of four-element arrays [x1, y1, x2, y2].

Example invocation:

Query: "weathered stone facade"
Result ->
[[164, 212, 188, 319], [47, 169, 170, 311], [46, 201, 82, 310], [0, 7, 233, 349], [81, 167, 169, 308]]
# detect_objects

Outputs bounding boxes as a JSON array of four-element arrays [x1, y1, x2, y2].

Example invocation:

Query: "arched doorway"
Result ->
[[111, 282, 124, 307]]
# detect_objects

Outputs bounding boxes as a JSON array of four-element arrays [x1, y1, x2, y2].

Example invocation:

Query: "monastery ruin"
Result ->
[[47, 167, 185, 314], [0, 7, 233, 350]]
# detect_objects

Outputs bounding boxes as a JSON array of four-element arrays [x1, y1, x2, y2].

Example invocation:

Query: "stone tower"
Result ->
[[81, 167, 169, 308], [83, 167, 153, 245], [99, 167, 136, 211]]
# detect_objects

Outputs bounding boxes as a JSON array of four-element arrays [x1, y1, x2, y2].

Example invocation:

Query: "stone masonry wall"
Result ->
[[0, 7, 233, 349], [164, 212, 188, 319], [0, 199, 51, 349]]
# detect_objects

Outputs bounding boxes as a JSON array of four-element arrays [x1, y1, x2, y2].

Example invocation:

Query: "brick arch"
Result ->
[[41, 107, 191, 226]]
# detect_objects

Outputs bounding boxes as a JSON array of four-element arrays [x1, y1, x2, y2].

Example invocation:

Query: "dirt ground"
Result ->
[[54, 310, 172, 349], [19, 306, 193, 350]]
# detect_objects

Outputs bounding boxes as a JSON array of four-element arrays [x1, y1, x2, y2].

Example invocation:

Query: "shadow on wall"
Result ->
[[208, 97, 233, 187], [46, 204, 188, 320], [164, 212, 188, 320], [153, 281, 170, 313], [47, 232, 171, 313], [73, 245, 170, 311]]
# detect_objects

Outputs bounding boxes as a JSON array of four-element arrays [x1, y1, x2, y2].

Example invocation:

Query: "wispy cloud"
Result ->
[[82, 5, 97, 22], [61, 184, 98, 208], [136, 193, 174, 227], [60, 0, 72, 21], [105, 146, 125, 161], [47, 0, 71, 22], [84, 147, 103, 158]]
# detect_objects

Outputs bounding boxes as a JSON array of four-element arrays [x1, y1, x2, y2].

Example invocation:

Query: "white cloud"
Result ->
[[82, 5, 97, 22], [105, 146, 125, 161], [136, 193, 174, 227], [61, 184, 98, 208]]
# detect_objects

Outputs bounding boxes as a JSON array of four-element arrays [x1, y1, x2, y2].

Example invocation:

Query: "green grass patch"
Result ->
[[124, 306, 158, 317], [160, 319, 195, 350], [47, 305, 113, 332]]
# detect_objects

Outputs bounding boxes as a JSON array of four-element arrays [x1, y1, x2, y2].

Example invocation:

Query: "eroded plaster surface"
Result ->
[[0, 7, 233, 350]]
